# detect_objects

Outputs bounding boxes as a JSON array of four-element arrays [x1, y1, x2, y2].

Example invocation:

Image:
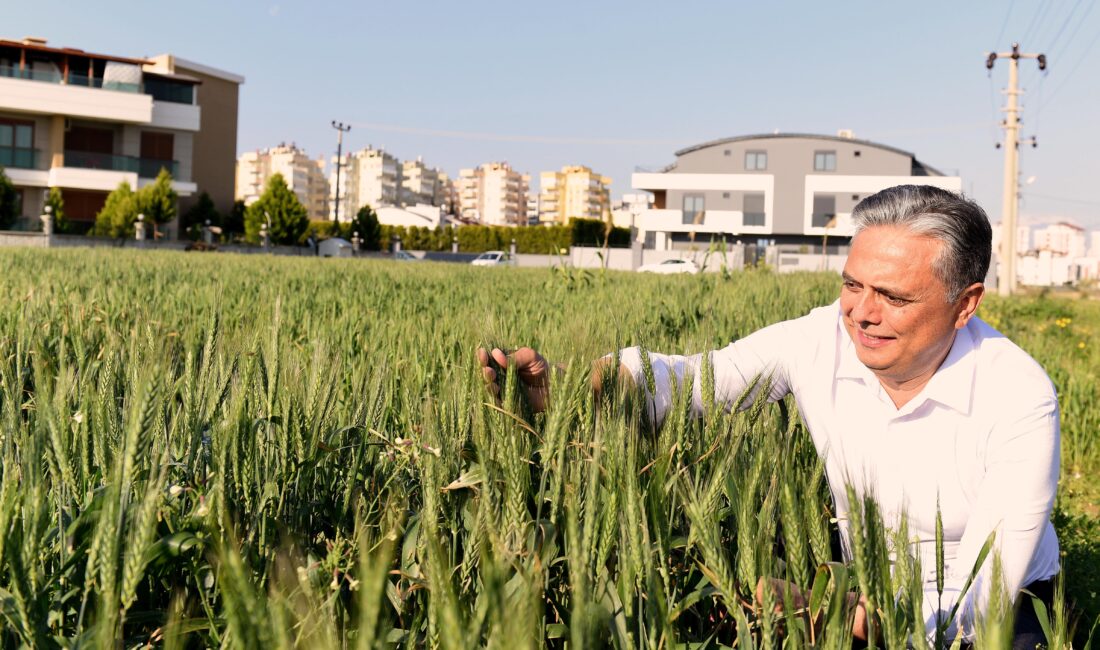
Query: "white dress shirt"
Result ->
[[618, 301, 1060, 642]]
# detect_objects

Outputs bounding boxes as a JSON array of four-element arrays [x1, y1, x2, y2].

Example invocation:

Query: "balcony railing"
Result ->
[[64, 149, 179, 177], [0, 146, 43, 170], [1, 65, 142, 94]]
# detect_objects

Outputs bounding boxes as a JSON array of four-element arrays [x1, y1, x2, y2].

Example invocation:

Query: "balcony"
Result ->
[[0, 65, 140, 93], [64, 149, 178, 178], [0, 146, 44, 170], [0, 69, 153, 123]]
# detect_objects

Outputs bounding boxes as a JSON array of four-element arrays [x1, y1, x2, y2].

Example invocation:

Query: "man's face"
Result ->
[[840, 226, 970, 386]]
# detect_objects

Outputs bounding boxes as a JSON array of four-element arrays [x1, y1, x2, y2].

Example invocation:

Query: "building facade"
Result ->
[[1033, 222, 1087, 258], [400, 157, 454, 211], [631, 132, 961, 248], [456, 162, 530, 226], [0, 37, 241, 234], [538, 165, 611, 224], [149, 55, 243, 217], [330, 146, 399, 222], [236, 144, 328, 221]]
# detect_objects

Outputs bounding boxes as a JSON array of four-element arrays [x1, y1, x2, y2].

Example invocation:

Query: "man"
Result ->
[[478, 185, 1060, 647]]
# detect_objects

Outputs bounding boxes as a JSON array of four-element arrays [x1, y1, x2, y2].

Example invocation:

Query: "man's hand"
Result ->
[[477, 347, 552, 413], [754, 577, 872, 641]]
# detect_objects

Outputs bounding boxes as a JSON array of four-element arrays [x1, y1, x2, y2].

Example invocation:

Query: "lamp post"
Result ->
[[41, 205, 53, 236], [135, 213, 146, 242]]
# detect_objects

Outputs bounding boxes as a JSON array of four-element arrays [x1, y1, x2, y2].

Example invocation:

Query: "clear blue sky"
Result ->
[[7, 0, 1100, 229]]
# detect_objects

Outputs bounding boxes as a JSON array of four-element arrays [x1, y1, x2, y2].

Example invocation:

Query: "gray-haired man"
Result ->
[[478, 185, 1060, 647]]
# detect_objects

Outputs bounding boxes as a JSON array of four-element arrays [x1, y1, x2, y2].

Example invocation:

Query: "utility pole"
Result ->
[[987, 43, 1045, 296], [331, 121, 351, 224]]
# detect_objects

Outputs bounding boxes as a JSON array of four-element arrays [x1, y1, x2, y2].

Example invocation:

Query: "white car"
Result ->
[[471, 251, 513, 267], [637, 258, 700, 274]]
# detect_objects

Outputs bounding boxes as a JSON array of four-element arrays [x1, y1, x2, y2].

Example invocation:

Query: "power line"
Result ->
[[993, 0, 1017, 49], [1036, 24, 1100, 110], [1021, 0, 1055, 45], [349, 121, 684, 146], [1022, 192, 1100, 207], [1040, 0, 1086, 53]]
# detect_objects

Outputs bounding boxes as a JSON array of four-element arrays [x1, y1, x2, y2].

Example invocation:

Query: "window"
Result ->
[[723, 149, 731, 156], [722, 192, 730, 199], [743, 193, 765, 226], [140, 131, 175, 177], [812, 194, 837, 227], [745, 150, 767, 171], [683, 195, 705, 224], [814, 151, 836, 171], [143, 76, 195, 104], [0, 120, 35, 169], [13, 189, 23, 217]]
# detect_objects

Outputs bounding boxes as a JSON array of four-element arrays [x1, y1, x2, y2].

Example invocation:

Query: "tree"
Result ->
[[244, 173, 308, 245], [92, 181, 139, 238], [224, 200, 246, 236], [45, 187, 68, 233], [0, 167, 17, 230], [181, 192, 220, 240], [137, 168, 178, 237], [350, 204, 382, 250]]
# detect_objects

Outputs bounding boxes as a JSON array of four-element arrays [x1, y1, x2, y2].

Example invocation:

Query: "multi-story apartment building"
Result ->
[[330, 146, 399, 222], [457, 162, 530, 226], [991, 223, 1032, 257], [0, 37, 242, 234], [538, 165, 611, 224], [1033, 222, 1087, 258], [631, 132, 961, 248], [236, 144, 329, 221], [400, 157, 454, 209]]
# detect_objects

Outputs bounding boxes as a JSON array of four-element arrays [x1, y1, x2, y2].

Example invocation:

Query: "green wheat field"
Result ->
[[0, 248, 1097, 648]]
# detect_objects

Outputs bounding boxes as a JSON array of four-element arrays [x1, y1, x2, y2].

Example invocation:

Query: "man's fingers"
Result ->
[[491, 347, 508, 368], [476, 347, 489, 367], [481, 366, 496, 383]]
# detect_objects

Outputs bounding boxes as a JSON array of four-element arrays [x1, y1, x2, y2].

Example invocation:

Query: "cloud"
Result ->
[[269, 4, 281, 17]]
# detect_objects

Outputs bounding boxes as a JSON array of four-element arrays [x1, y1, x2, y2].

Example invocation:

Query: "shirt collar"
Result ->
[[914, 325, 976, 415], [835, 313, 977, 415]]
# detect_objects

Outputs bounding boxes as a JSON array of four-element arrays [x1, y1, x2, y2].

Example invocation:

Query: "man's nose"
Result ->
[[850, 291, 880, 325]]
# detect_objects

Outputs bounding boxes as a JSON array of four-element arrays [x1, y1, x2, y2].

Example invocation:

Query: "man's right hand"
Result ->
[[477, 347, 552, 413]]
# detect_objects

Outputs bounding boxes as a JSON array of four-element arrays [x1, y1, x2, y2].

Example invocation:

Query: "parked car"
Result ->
[[394, 250, 421, 261], [637, 258, 700, 274], [471, 251, 513, 267]]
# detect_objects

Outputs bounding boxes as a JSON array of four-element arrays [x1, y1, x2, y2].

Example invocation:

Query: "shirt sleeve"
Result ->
[[920, 395, 1060, 643], [615, 313, 815, 428]]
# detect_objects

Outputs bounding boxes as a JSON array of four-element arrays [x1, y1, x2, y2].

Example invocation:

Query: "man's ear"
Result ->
[[954, 282, 985, 329]]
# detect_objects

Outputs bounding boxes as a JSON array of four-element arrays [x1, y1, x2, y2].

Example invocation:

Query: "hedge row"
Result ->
[[308, 218, 632, 254]]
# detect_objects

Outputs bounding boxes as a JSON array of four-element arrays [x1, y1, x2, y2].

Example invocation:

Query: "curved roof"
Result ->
[[675, 132, 918, 160], [671, 132, 945, 176]]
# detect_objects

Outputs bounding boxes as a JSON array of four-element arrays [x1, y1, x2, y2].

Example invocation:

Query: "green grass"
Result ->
[[0, 248, 1096, 648]]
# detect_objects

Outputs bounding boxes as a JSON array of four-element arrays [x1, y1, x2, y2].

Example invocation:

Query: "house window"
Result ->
[[683, 194, 705, 225], [0, 120, 36, 169], [140, 131, 175, 177], [743, 193, 765, 226], [812, 194, 837, 227], [723, 149, 731, 156], [13, 188, 23, 217], [745, 150, 767, 171], [722, 192, 730, 199], [814, 151, 836, 171]]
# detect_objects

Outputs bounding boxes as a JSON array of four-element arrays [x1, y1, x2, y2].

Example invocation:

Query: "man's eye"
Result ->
[[843, 281, 859, 290], [885, 295, 908, 306]]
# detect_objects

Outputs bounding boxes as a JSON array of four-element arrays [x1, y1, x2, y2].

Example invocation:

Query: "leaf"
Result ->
[[441, 464, 485, 492]]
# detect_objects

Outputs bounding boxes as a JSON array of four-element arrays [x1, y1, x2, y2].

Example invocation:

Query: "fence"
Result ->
[[0, 232, 846, 275]]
